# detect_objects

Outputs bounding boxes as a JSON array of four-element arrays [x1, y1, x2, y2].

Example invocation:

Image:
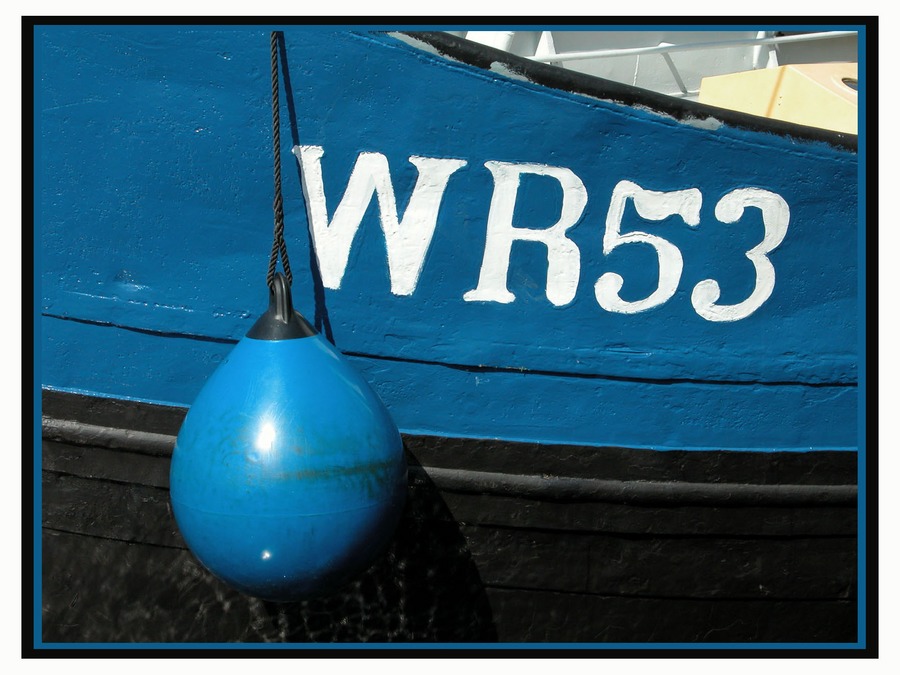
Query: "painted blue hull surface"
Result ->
[[37, 28, 860, 453]]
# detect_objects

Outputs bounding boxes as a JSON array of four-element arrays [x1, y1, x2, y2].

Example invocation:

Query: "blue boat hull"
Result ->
[[38, 28, 859, 454]]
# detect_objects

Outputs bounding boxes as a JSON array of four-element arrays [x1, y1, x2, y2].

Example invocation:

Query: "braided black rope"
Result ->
[[267, 31, 293, 290]]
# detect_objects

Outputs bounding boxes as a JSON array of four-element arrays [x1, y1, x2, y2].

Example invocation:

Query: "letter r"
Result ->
[[464, 161, 586, 306]]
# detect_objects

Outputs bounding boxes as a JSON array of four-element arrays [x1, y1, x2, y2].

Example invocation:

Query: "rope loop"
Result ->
[[267, 30, 293, 290]]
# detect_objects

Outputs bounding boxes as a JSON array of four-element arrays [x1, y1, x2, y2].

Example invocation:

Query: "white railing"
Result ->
[[456, 29, 858, 100], [524, 30, 857, 64]]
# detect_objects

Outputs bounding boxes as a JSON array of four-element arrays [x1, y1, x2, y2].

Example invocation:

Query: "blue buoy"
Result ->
[[169, 273, 407, 602]]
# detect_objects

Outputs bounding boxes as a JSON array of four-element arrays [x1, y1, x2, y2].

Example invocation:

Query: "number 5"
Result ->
[[691, 188, 790, 322], [595, 180, 702, 313]]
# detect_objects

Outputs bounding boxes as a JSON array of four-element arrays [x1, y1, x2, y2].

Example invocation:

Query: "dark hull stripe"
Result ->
[[41, 415, 857, 507]]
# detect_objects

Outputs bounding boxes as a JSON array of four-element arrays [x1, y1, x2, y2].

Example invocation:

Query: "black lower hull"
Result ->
[[39, 389, 858, 645]]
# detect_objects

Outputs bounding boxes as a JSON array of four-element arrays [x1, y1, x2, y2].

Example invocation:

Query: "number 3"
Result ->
[[691, 188, 790, 322]]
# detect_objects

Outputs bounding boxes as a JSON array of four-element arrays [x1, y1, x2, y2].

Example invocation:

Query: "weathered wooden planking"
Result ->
[[42, 529, 857, 644], [41, 378, 858, 643], [42, 528, 498, 644], [40, 389, 859, 643], [441, 492, 858, 538], [41, 388, 859, 539], [42, 388, 188, 437], [42, 397, 858, 608], [42, 467, 856, 604], [484, 587, 857, 643], [43, 440, 171, 488], [42, 472, 181, 548], [41, 463, 857, 643], [459, 525, 856, 600], [42, 527, 858, 644], [43, 437, 858, 539], [403, 432, 858, 485], [43, 433, 858, 540]]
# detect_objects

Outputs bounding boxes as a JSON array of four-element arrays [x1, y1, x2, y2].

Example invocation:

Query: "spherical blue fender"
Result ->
[[170, 279, 406, 602]]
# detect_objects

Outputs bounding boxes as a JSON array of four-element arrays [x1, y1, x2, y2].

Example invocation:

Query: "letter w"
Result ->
[[293, 145, 467, 295]]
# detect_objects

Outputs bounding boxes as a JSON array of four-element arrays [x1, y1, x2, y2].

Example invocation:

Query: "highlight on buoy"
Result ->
[[169, 273, 407, 602]]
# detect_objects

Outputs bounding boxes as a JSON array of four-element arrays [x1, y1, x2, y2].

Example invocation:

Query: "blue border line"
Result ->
[[33, 24, 44, 653], [855, 22, 867, 651], [32, 19, 869, 652], [36, 641, 865, 650]]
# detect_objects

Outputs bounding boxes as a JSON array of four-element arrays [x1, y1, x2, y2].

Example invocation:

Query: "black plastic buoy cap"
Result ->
[[246, 272, 317, 340]]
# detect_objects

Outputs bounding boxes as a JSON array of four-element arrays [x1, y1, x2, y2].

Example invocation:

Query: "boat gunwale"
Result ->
[[398, 30, 859, 152]]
